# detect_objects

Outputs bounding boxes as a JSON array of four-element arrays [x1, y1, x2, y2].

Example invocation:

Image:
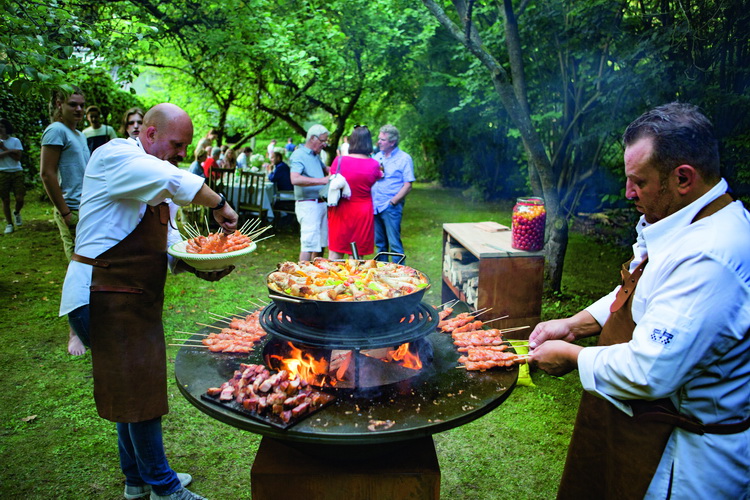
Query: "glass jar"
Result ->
[[511, 197, 546, 251]]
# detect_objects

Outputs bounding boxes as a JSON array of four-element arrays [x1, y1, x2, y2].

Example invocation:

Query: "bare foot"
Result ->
[[68, 330, 86, 356]]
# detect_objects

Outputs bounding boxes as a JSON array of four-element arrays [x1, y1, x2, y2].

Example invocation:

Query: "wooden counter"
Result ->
[[442, 222, 544, 339]]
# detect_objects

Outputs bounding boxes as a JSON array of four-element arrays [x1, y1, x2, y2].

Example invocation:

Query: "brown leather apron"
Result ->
[[557, 193, 734, 500], [74, 203, 171, 423]]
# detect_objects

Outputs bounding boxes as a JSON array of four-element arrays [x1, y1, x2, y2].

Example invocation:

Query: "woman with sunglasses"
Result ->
[[327, 126, 383, 260]]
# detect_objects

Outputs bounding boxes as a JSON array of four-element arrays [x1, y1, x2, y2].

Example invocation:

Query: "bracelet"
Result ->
[[210, 193, 226, 210], [60, 211, 71, 217]]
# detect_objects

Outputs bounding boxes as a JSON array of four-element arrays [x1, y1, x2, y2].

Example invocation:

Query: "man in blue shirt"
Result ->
[[372, 124, 415, 262], [289, 124, 330, 261]]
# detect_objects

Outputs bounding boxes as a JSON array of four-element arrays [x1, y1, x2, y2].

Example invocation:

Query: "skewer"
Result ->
[[207, 312, 234, 322], [444, 299, 460, 308], [237, 306, 258, 314], [247, 224, 272, 239], [471, 307, 492, 318], [196, 322, 224, 330], [173, 338, 207, 343], [483, 315, 510, 325], [498, 325, 530, 334], [175, 331, 210, 336], [252, 234, 275, 244], [169, 344, 209, 348]]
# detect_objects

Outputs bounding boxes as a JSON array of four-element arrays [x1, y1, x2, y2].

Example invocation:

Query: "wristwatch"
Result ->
[[210, 193, 226, 210]]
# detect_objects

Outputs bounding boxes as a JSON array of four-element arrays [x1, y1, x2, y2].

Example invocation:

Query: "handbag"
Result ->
[[319, 156, 345, 198]]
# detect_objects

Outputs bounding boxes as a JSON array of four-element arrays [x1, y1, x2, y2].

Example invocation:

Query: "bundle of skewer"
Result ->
[[437, 303, 531, 371], [170, 299, 270, 353], [181, 217, 275, 246]]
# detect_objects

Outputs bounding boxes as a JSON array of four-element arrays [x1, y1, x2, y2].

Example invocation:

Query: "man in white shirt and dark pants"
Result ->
[[530, 103, 750, 499], [62, 103, 237, 500]]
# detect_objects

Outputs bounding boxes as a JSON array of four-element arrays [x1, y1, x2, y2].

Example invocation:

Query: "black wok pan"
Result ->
[[267, 254, 431, 331]]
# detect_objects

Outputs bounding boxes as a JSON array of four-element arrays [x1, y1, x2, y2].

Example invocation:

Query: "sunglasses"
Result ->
[[353, 125, 368, 130]]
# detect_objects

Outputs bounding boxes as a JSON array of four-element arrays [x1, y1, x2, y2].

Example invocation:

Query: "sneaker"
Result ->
[[4, 224, 13, 234], [124, 473, 193, 499], [14, 212, 21, 226], [150, 488, 207, 500]]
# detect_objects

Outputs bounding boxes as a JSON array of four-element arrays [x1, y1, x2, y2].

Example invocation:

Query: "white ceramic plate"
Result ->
[[168, 239, 257, 272]]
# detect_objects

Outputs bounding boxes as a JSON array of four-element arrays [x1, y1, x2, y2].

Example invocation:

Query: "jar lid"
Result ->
[[516, 196, 544, 205]]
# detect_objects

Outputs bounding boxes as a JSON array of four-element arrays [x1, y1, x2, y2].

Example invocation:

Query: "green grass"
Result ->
[[0, 184, 629, 499]]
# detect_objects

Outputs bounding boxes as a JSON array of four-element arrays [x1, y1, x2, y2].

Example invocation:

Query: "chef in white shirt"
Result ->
[[530, 102, 750, 500]]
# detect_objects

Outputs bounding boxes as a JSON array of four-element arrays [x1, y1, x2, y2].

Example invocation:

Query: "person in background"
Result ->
[[62, 103, 237, 500], [202, 147, 221, 179], [289, 124, 330, 261], [82, 105, 117, 153], [189, 148, 207, 179], [119, 107, 144, 139], [223, 147, 237, 170], [371, 124, 414, 262], [530, 103, 750, 499], [337, 135, 349, 157], [268, 151, 293, 193], [195, 129, 217, 156], [266, 138, 277, 161], [39, 85, 90, 356], [284, 137, 296, 157], [236, 146, 252, 170], [0, 117, 24, 235], [327, 126, 382, 260]]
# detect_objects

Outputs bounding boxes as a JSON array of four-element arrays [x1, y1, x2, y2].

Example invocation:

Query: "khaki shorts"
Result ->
[[295, 200, 328, 252], [0, 171, 25, 199], [53, 209, 79, 260]]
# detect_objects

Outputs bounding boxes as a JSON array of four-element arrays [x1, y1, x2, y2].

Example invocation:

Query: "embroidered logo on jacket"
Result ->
[[650, 328, 673, 345]]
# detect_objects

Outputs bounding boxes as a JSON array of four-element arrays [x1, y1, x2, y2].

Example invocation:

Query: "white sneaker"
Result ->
[[4, 224, 13, 234], [124, 473, 193, 499], [150, 487, 207, 500], [14, 212, 22, 226]]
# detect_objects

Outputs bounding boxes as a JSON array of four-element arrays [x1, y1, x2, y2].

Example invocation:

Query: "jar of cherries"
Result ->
[[511, 197, 546, 251]]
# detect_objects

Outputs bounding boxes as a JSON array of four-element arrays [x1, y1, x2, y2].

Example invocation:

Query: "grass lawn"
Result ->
[[0, 183, 630, 499]]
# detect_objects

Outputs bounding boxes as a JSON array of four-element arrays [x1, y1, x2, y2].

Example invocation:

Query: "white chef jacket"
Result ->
[[580, 178, 750, 499], [60, 138, 205, 316]]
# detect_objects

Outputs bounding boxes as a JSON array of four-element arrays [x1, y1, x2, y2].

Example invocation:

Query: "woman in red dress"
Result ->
[[328, 126, 383, 259]]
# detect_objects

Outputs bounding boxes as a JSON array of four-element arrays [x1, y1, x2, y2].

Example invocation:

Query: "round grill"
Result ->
[[259, 302, 438, 349]]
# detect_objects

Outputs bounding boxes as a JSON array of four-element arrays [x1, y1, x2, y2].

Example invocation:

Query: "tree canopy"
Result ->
[[3, 0, 748, 291]]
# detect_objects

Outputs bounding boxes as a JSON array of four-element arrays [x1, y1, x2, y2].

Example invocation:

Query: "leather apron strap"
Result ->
[[558, 192, 734, 500], [88, 203, 171, 423]]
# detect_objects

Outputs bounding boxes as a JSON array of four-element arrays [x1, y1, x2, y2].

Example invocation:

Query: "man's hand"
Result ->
[[529, 310, 601, 350], [194, 265, 235, 282], [212, 203, 238, 232], [530, 340, 583, 377], [529, 318, 577, 349]]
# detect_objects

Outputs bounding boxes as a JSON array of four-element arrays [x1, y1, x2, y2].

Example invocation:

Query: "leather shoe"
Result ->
[[123, 472, 193, 499]]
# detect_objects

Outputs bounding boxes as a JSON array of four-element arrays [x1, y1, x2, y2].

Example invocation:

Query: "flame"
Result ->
[[269, 342, 329, 385], [387, 343, 422, 370]]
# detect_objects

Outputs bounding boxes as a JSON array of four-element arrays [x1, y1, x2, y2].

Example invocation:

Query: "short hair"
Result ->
[[623, 102, 720, 182], [379, 124, 400, 147], [195, 148, 208, 161], [348, 126, 373, 155], [273, 151, 283, 162], [306, 124, 329, 142], [243, 146, 252, 153], [0, 118, 14, 135], [211, 147, 222, 157], [49, 85, 84, 122], [119, 107, 144, 137], [85, 105, 100, 116]]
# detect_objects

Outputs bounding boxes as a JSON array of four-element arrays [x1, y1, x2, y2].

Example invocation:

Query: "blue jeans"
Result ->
[[118, 418, 181, 495], [374, 202, 405, 263], [68, 305, 181, 496]]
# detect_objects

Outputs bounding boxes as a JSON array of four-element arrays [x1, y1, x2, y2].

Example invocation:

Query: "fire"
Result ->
[[387, 343, 423, 370], [269, 342, 329, 385]]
